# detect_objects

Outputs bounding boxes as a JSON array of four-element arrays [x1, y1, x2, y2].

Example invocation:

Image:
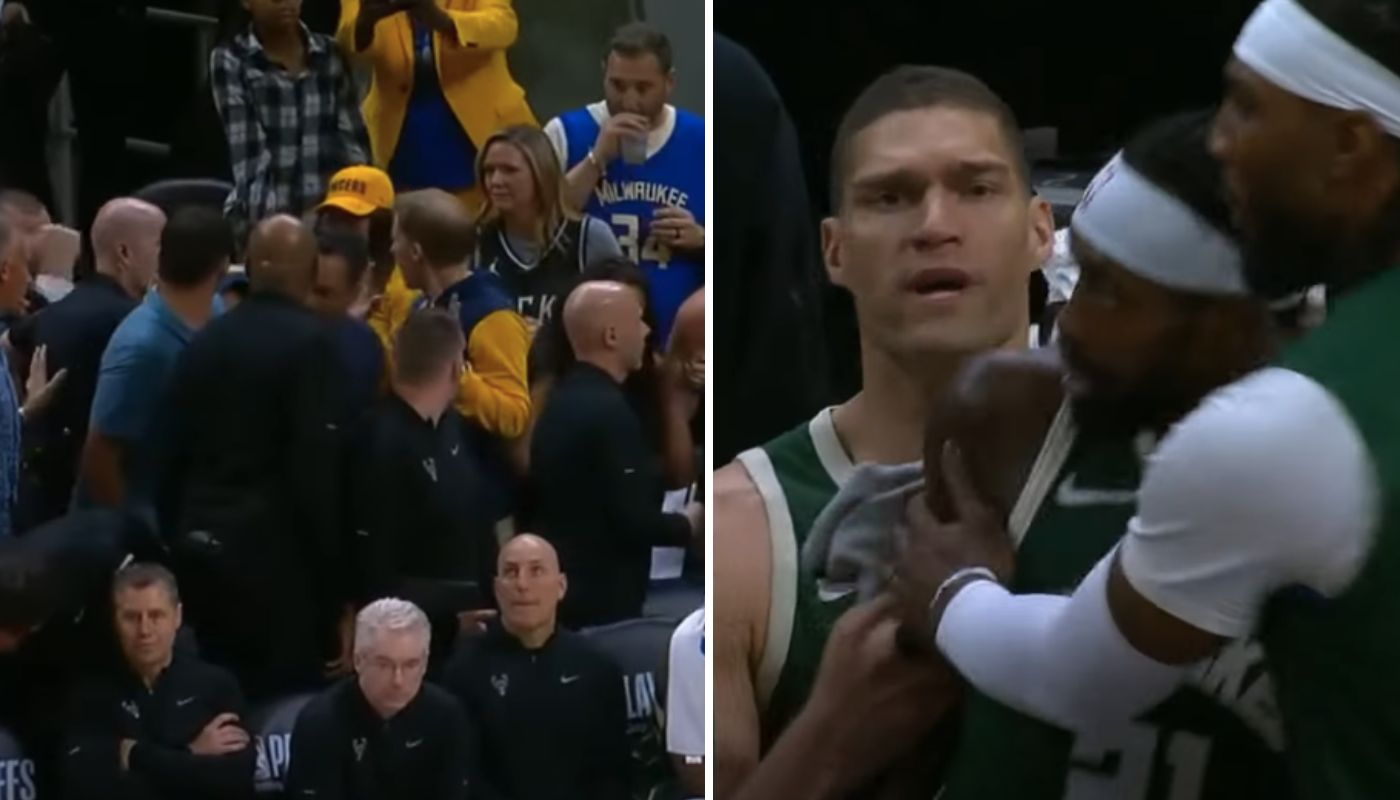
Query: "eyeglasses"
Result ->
[[365, 656, 427, 677]]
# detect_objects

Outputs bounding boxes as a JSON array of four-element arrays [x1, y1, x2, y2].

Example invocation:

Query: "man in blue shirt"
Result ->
[[544, 23, 705, 345], [77, 207, 232, 524]]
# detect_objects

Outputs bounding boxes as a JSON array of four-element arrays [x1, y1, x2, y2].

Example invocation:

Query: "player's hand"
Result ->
[[188, 713, 250, 756], [593, 113, 650, 163], [801, 594, 961, 795], [890, 442, 1015, 652], [34, 224, 81, 277], [648, 206, 704, 252], [22, 345, 67, 419]]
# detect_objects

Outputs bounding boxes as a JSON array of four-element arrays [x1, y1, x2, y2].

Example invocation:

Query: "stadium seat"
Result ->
[[133, 178, 233, 218], [582, 616, 684, 800], [643, 578, 703, 620], [248, 692, 317, 797]]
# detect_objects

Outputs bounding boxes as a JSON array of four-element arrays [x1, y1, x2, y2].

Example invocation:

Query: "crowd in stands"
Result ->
[[0, 2, 704, 797]]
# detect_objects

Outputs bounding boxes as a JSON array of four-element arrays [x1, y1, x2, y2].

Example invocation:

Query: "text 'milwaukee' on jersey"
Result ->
[[478, 217, 589, 328], [940, 409, 1292, 800], [554, 102, 704, 346]]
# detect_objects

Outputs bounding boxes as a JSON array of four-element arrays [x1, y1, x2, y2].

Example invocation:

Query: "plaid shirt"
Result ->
[[211, 26, 370, 243]]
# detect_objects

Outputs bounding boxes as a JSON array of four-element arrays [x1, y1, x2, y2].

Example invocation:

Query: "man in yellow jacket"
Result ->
[[337, 0, 537, 213], [392, 189, 530, 439]]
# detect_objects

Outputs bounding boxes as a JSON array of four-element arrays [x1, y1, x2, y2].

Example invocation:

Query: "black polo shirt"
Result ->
[[284, 678, 473, 800], [9, 273, 136, 527], [346, 396, 498, 663], [529, 363, 692, 627]]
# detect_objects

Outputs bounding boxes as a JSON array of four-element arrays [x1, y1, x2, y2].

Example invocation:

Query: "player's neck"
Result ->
[[255, 21, 303, 60], [838, 324, 1030, 464]]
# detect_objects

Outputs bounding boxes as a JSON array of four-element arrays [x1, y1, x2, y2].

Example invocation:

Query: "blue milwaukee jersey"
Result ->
[[558, 104, 704, 346]]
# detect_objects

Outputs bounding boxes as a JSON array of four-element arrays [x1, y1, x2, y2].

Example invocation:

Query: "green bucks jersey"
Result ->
[[941, 405, 1292, 800], [1263, 267, 1400, 798], [735, 409, 857, 750]]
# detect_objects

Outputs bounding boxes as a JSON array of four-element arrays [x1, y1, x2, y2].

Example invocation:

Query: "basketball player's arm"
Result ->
[[927, 369, 1375, 731], [712, 462, 772, 799], [455, 310, 531, 439], [542, 118, 596, 214]]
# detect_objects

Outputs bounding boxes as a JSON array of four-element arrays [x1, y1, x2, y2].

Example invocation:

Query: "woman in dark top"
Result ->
[[474, 125, 622, 331]]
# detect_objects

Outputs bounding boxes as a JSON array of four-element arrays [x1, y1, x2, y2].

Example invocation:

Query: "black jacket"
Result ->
[[346, 396, 498, 664], [442, 623, 629, 800], [284, 678, 473, 800], [62, 651, 254, 800], [528, 363, 691, 627], [161, 292, 345, 693], [10, 273, 137, 528]]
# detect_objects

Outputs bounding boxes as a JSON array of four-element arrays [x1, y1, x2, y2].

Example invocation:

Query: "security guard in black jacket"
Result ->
[[347, 309, 499, 668], [285, 599, 474, 800], [63, 563, 254, 800], [162, 217, 346, 700], [443, 535, 629, 800]]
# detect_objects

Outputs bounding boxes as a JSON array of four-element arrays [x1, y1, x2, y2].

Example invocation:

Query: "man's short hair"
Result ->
[[355, 597, 430, 658], [112, 562, 180, 605], [394, 190, 476, 267], [159, 206, 234, 288], [830, 65, 1031, 210], [394, 308, 465, 387], [317, 228, 370, 287], [607, 22, 673, 73], [0, 189, 45, 217]]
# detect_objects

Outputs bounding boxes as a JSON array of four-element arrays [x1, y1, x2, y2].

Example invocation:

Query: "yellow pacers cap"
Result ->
[[318, 166, 395, 217]]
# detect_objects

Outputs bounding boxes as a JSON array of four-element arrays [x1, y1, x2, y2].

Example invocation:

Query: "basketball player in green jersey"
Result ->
[[713, 65, 1054, 799], [927, 112, 1291, 800], [888, 1, 1400, 796]]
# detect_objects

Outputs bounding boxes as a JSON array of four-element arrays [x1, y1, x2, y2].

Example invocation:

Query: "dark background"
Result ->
[[716, 0, 1261, 216]]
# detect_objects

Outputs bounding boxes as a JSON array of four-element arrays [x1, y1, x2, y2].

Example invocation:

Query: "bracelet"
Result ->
[[927, 566, 998, 634]]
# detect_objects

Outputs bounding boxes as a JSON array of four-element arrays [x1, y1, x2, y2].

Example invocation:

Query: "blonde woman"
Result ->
[[474, 125, 622, 331]]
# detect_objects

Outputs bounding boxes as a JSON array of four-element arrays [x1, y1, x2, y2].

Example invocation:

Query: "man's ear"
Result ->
[[1026, 195, 1055, 274], [174, 603, 183, 631], [557, 573, 568, 601], [821, 216, 847, 289], [1331, 111, 1400, 212], [603, 324, 619, 349]]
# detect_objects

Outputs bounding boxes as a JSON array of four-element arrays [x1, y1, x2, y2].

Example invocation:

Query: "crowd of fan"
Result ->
[[0, 3, 704, 798]]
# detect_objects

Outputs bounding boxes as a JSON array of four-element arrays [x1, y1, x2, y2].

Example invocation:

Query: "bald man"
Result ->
[[79, 206, 231, 519], [443, 533, 630, 800], [10, 198, 164, 528], [530, 280, 702, 627], [162, 213, 348, 699]]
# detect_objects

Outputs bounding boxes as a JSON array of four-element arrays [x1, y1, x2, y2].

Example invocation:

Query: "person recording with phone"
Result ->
[[337, 0, 537, 212], [544, 22, 705, 346]]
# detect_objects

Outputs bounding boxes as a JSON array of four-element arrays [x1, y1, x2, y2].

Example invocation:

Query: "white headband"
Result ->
[[1234, 0, 1400, 138], [1070, 154, 1247, 296]]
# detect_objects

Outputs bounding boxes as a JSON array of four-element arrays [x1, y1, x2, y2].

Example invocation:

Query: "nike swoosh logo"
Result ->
[[623, 468, 636, 475], [355, 529, 370, 538], [815, 579, 856, 603], [1055, 473, 1138, 507], [560, 675, 581, 684], [405, 739, 423, 749], [175, 696, 195, 707]]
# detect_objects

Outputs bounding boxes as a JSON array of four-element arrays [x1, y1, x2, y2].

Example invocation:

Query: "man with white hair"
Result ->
[[284, 598, 474, 799]]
